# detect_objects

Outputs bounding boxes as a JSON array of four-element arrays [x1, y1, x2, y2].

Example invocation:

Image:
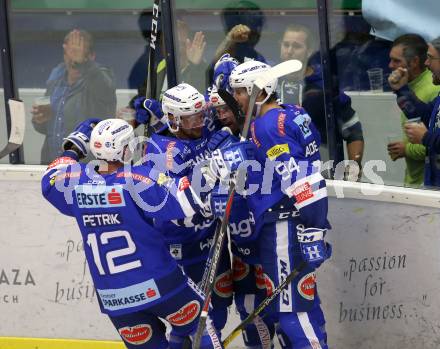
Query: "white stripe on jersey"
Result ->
[[294, 187, 327, 210], [176, 189, 196, 217], [289, 172, 324, 191], [298, 312, 323, 349], [276, 221, 292, 312], [244, 294, 256, 314]]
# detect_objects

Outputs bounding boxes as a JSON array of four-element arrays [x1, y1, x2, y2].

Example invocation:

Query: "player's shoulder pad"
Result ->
[[277, 104, 314, 141], [115, 166, 154, 186], [148, 133, 190, 167]]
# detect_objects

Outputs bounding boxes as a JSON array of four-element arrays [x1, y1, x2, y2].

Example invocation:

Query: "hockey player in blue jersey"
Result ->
[[41, 118, 251, 349], [228, 60, 332, 349], [209, 57, 279, 349], [133, 83, 234, 342]]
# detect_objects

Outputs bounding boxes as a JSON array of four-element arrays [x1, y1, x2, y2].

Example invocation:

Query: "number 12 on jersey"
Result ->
[[86, 230, 142, 275]]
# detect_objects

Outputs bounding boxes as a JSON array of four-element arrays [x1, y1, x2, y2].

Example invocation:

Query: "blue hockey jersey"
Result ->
[[144, 131, 218, 265], [42, 153, 207, 316], [247, 104, 330, 230]]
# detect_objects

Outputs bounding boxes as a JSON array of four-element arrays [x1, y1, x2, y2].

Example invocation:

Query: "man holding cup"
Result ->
[[389, 36, 440, 187], [387, 34, 440, 187], [31, 29, 116, 164]]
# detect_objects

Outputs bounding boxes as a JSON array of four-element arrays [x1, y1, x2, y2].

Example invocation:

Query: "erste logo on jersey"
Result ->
[[75, 185, 126, 208], [266, 143, 290, 160], [119, 324, 152, 345]]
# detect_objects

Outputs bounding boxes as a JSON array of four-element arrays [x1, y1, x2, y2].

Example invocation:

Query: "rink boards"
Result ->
[[0, 166, 439, 349]]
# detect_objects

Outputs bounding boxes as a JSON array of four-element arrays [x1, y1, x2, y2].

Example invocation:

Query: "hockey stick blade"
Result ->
[[254, 59, 303, 90], [0, 99, 25, 159], [222, 260, 307, 348], [241, 59, 302, 140]]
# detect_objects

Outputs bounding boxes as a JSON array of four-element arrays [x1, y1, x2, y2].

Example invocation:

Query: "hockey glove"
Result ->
[[207, 127, 239, 152], [133, 96, 164, 125], [296, 224, 332, 269], [209, 140, 255, 180], [209, 184, 230, 217], [62, 118, 101, 157]]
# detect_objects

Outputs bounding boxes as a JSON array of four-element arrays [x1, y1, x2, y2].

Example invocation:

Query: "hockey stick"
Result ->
[[217, 88, 243, 121], [223, 260, 307, 348], [192, 59, 303, 349], [0, 99, 25, 159], [143, 0, 161, 137]]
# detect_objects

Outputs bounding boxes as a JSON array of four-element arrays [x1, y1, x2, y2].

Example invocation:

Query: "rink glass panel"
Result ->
[[327, 2, 440, 188], [4, 0, 439, 189], [0, 64, 7, 164], [7, 7, 146, 164]]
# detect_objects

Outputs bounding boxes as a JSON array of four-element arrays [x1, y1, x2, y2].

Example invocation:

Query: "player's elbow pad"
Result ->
[[341, 116, 364, 143]]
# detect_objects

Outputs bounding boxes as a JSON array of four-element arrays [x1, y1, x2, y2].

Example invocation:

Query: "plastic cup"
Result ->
[[405, 117, 421, 124], [34, 96, 50, 106], [33, 96, 52, 123], [367, 68, 383, 92], [387, 134, 400, 144]]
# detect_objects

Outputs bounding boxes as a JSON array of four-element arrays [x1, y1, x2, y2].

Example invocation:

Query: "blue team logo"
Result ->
[[75, 185, 126, 208], [293, 114, 312, 139]]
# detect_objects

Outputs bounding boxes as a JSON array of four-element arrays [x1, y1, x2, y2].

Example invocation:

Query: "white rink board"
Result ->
[[1, 172, 440, 348]]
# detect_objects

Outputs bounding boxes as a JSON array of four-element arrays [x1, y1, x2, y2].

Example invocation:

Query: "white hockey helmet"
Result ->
[[162, 83, 206, 133], [208, 86, 226, 108], [90, 119, 134, 162], [229, 60, 277, 105]]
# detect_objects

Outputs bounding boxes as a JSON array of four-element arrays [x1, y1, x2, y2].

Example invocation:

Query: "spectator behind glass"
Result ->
[[31, 29, 116, 164], [390, 37, 440, 188], [176, 19, 208, 92], [209, 0, 266, 84], [387, 34, 440, 188], [277, 24, 364, 177]]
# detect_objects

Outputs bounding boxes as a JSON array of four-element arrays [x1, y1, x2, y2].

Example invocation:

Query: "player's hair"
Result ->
[[64, 29, 95, 55], [431, 37, 440, 56], [393, 34, 427, 70], [282, 24, 316, 52]]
